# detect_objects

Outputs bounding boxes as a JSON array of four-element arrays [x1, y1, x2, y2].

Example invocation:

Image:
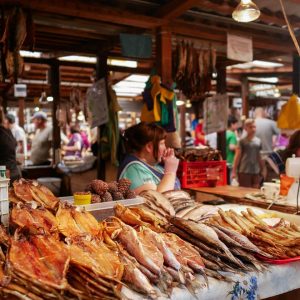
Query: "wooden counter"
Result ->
[[189, 185, 299, 214]]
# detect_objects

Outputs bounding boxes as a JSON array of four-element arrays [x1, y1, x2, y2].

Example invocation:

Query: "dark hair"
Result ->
[[124, 122, 166, 161], [282, 130, 300, 162], [70, 125, 80, 134], [6, 113, 15, 124], [227, 116, 238, 128]]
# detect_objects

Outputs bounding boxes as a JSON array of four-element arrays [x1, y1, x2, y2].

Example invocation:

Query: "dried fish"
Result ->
[[140, 190, 175, 216], [169, 217, 244, 267], [212, 224, 272, 258]]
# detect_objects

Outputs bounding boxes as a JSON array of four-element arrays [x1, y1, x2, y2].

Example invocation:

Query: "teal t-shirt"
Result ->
[[119, 161, 165, 190], [226, 130, 237, 165]]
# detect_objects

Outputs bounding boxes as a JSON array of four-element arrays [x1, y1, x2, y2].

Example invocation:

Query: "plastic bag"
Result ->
[[280, 174, 295, 196]]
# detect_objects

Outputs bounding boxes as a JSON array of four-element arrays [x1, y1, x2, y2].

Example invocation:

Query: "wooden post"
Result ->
[[156, 26, 172, 85], [18, 98, 25, 128], [241, 77, 249, 117], [49, 60, 61, 165], [293, 54, 300, 95], [96, 54, 108, 180], [216, 62, 227, 160]]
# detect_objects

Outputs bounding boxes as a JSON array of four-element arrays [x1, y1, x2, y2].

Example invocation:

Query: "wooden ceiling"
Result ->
[[1, 0, 299, 104]]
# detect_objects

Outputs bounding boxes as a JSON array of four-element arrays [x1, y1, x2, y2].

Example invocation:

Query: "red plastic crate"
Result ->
[[177, 160, 227, 188]]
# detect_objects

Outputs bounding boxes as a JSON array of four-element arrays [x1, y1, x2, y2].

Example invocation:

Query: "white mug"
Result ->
[[261, 182, 280, 199]]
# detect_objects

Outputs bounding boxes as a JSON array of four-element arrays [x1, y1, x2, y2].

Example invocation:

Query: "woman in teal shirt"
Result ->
[[118, 122, 180, 194]]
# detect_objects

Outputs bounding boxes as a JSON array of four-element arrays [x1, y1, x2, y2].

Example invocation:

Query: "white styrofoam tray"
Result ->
[[59, 196, 145, 220]]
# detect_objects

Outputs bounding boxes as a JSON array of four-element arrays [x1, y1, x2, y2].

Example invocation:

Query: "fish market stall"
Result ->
[[3, 179, 300, 299]]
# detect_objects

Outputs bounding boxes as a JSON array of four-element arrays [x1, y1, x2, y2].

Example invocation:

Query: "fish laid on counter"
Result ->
[[169, 217, 244, 267], [56, 202, 101, 237], [163, 190, 191, 201], [182, 205, 219, 221], [7, 230, 69, 299], [11, 203, 58, 238], [13, 179, 59, 211], [140, 190, 175, 216]]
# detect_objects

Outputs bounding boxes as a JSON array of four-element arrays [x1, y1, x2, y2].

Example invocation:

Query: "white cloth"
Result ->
[[123, 261, 300, 300], [205, 132, 217, 149], [11, 124, 27, 158]]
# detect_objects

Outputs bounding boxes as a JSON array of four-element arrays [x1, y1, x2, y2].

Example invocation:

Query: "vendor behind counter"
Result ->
[[118, 122, 180, 194]]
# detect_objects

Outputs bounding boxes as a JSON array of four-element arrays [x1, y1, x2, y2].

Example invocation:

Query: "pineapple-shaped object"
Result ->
[[112, 191, 124, 200], [101, 191, 113, 202], [125, 190, 136, 199], [90, 180, 108, 196], [117, 178, 131, 196], [108, 181, 118, 194], [91, 194, 102, 203]]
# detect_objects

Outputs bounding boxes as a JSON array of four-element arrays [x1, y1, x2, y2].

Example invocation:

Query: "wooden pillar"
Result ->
[[1, 94, 7, 114], [216, 63, 227, 160], [18, 98, 25, 128], [241, 77, 249, 117], [156, 26, 172, 85], [293, 54, 300, 95], [49, 60, 61, 165], [96, 54, 108, 180]]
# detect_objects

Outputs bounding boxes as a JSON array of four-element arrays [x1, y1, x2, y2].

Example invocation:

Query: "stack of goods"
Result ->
[[4, 178, 300, 299], [167, 217, 269, 281], [108, 203, 207, 297], [140, 189, 218, 222], [176, 147, 222, 162], [208, 208, 300, 260], [4, 179, 124, 299], [86, 178, 136, 203], [173, 41, 216, 99]]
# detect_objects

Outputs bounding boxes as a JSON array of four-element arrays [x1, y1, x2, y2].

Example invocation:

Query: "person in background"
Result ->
[[0, 108, 21, 182], [31, 111, 52, 165], [118, 122, 180, 194], [254, 107, 280, 153], [232, 119, 264, 188], [62, 125, 83, 157], [80, 126, 90, 151], [194, 118, 206, 146], [264, 130, 300, 181], [185, 131, 194, 147], [5, 113, 27, 160], [226, 116, 239, 167]]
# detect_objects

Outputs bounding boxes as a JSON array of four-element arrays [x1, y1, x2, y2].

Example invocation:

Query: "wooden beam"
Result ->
[[95, 53, 108, 181], [171, 20, 294, 54], [156, 26, 172, 84], [216, 62, 227, 161], [241, 77, 249, 118], [18, 98, 25, 128], [8, 0, 162, 29], [157, 0, 199, 20], [49, 60, 61, 165], [293, 54, 300, 95]]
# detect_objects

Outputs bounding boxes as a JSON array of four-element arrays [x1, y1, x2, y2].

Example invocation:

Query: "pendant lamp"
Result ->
[[232, 0, 260, 23]]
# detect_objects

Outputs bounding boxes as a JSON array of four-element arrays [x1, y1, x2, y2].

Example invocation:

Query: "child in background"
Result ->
[[232, 119, 264, 188]]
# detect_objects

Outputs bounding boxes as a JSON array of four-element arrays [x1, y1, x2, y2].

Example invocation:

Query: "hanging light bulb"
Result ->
[[232, 0, 260, 23]]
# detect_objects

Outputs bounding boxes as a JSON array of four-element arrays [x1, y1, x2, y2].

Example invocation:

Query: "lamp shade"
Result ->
[[232, 0, 260, 23]]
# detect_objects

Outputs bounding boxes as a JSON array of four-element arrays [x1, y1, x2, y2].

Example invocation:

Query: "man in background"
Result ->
[[31, 111, 52, 165], [5, 113, 27, 161], [254, 107, 279, 153]]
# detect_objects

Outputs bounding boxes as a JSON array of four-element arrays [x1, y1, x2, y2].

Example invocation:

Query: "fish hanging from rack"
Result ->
[[0, 6, 35, 82]]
